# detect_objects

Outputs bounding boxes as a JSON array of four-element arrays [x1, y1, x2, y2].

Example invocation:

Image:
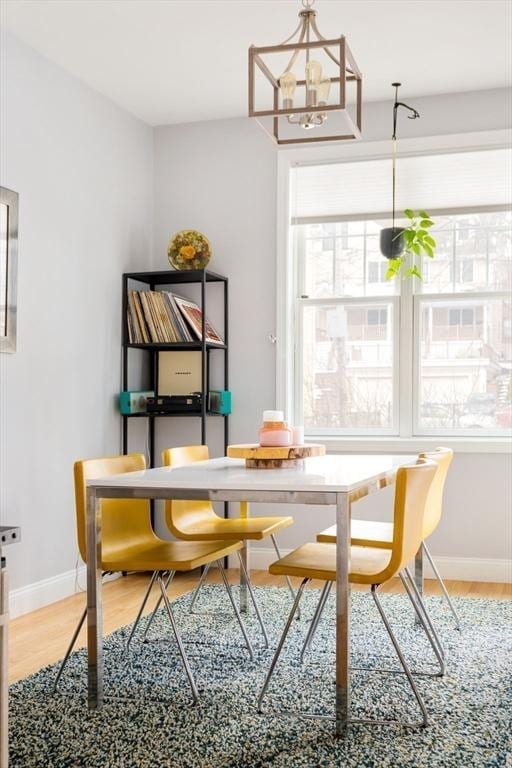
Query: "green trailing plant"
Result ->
[[386, 209, 436, 281]]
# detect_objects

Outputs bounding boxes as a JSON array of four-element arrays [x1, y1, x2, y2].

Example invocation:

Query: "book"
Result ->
[[173, 295, 224, 345], [126, 289, 222, 345], [127, 291, 140, 343], [153, 291, 177, 343], [127, 306, 136, 344], [131, 291, 150, 343], [146, 291, 168, 343], [139, 292, 160, 343], [164, 293, 194, 342]]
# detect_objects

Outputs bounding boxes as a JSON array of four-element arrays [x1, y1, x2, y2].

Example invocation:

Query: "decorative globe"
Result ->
[[168, 230, 211, 271]]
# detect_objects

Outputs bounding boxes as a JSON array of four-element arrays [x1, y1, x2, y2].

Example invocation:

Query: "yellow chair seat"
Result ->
[[162, 446, 294, 542], [268, 542, 392, 586], [316, 448, 453, 549], [101, 539, 243, 572], [317, 520, 393, 549], [176, 515, 293, 541]]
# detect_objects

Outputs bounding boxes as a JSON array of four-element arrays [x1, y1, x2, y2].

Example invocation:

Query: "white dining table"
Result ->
[[85, 453, 415, 736]]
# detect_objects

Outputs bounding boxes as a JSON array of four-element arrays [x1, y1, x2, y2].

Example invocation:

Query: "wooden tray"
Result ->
[[227, 443, 325, 469]]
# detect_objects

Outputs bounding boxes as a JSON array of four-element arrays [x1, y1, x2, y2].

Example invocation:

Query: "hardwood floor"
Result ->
[[9, 569, 511, 684]]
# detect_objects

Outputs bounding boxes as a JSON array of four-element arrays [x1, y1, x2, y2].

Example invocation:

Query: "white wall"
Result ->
[[360, 87, 512, 142], [153, 90, 512, 581], [152, 119, 277, 453], [0, 32, 153, 608]]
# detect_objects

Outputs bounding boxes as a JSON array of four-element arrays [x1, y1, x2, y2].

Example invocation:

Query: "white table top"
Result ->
[[87, 455, 416, 494]]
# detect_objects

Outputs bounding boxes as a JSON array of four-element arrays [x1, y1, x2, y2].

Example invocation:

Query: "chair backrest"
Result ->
[[418, 447, 453, 539], [162, 445, 216, 537], [381, 459, 438, 580], [74, 453, 153, 564]]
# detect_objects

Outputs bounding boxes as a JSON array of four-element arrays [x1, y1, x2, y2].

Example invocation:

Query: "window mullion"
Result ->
[[293, 227, 307, 426], [399, 276, 415, 437], [294, 299, 305, 428], [363, 221, 367, 296]]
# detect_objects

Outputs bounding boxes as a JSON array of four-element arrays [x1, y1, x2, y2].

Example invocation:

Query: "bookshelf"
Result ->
[[121, 269, 229, 466]]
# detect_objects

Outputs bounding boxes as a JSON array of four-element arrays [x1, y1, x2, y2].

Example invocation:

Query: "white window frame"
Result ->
[[276, 129, 512, 454]]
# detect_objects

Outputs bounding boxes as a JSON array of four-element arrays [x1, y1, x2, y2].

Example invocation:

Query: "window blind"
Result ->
[[290, 147, 512, 224]]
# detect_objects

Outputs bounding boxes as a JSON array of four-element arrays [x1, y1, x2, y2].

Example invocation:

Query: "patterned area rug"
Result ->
[[9, 586, 512, 767]]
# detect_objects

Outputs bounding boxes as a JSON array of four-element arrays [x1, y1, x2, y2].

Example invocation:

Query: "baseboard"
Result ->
[[9, 549, 511, 619], [9, 566, 87, 619], [422, 555, 512, 583], [230, 548, 512, 584]]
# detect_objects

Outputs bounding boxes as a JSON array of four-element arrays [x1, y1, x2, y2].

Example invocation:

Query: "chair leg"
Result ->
[[399, 572, 445, 676], [300, 581, 332, 663], [157, 574, 199, 704], [188, 562, 211, 613], [126, 570, 159, 650], [142, 570, 176, 643], [188, 555, 267, 646], [270, 534, 300, 619], [403, 567, 446, 662], [53, 606, 87, 692], [423, 542, 461, 631], [371, 585, 429, 728], [237, 550, 269, 648], [257, 578, 309, 714], [256, 580, 429, 727], [217, 560, 254, 660]]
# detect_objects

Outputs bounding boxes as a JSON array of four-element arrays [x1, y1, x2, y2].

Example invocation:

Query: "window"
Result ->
[[292, 206, 511, 437], [459, 261, 474, 284], [367, 308, 387, 326], [300, 302, 395, 430], [448, 308, 472, 326], [368, 261, 388, 284]]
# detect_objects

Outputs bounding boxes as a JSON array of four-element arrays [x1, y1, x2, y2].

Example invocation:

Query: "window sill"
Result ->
[[308, 435, 512, 454]]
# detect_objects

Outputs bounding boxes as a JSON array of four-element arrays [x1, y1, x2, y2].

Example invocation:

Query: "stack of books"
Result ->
[[127, 290, 224, 345]]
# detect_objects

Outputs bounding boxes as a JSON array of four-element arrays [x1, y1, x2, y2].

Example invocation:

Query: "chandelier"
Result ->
[[248, 0, 362, 145]]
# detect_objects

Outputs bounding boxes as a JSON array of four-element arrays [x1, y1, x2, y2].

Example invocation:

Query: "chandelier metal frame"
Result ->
[[248, 0, 362, 145]]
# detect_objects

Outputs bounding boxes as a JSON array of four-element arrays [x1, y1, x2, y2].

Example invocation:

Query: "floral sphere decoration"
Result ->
[[168, 230, 211, 270]]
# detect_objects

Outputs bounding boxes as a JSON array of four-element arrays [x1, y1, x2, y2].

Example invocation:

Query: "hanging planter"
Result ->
[[386, 209, 437, 280], [380, 226, 405, 260], [380, 83, 419, 262]]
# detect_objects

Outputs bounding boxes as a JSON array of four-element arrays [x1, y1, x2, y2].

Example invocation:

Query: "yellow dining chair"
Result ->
[[141, 446, 297, 646], [257, 459, 443, 728], [316, 448, 459, 628], [53, 453, 253, 703]]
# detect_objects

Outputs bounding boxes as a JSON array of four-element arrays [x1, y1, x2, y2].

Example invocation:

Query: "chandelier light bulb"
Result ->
[[317, 77, 331, 104], [305, 60, 322, 88], [279, 71, 297, 102]]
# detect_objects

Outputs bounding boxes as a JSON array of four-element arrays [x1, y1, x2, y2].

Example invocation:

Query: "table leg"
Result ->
[[414, 545, 424, 627], [239, 502, 249, 613], [335, 492, 350, 737], [87, 488, 103, 709]]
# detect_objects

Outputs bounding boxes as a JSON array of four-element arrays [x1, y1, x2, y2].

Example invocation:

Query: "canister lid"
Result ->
[[263, 409, 284, 422]]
